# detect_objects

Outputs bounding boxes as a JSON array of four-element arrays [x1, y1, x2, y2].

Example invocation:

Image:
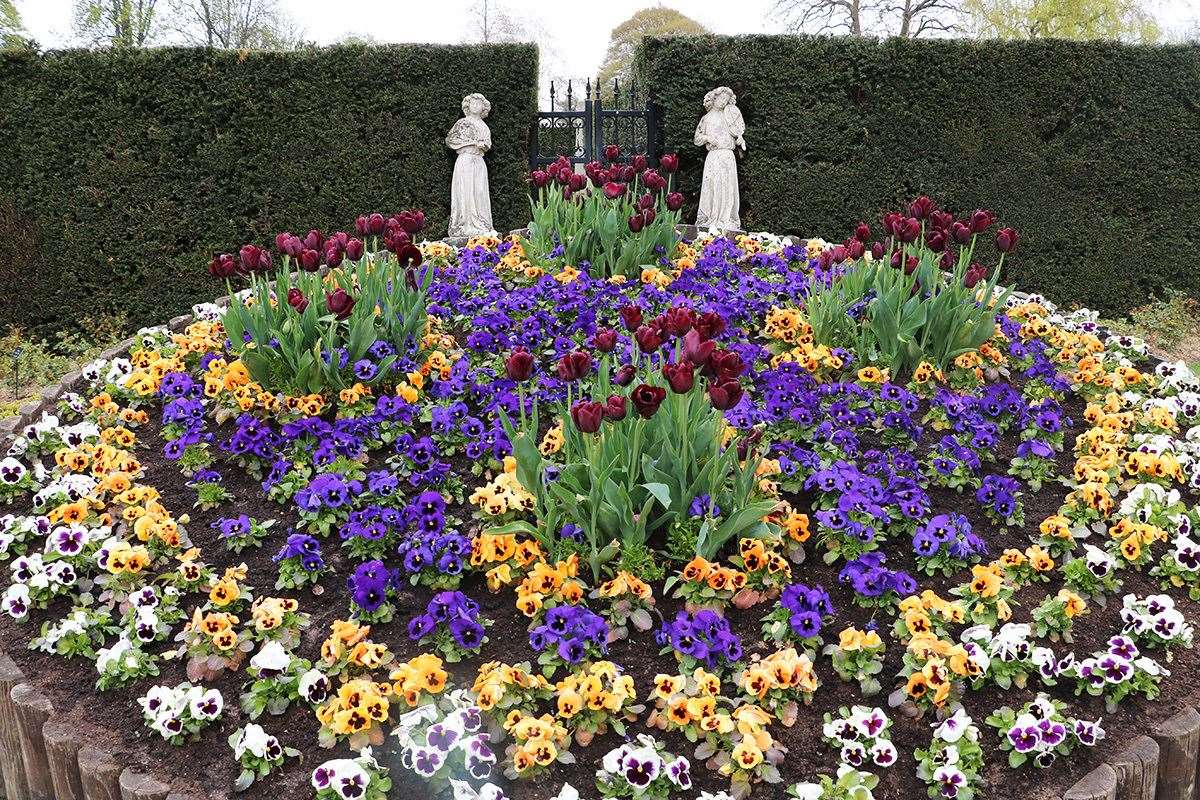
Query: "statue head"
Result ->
[[703, 86, 735, 112], [462, 93, 491, 119]]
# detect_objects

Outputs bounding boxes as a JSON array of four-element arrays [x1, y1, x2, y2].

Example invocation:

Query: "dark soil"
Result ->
[[3, 389, 1199, 800]]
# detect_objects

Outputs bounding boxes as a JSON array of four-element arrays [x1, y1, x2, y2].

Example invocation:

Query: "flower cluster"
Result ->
[[986, 694, 1104, 768], [658, 609, 743, 675], [138, 682, 223, 744], [597, 735, 692, 799], [407, 590, 490, 662]]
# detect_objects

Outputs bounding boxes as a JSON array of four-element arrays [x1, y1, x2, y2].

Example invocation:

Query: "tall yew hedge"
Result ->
[[0, 44, 538, 333], [637, 35, 1200, 316]]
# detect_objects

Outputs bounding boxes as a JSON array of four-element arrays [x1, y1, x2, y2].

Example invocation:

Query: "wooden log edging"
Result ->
[[1062, 713, 1198, 800]]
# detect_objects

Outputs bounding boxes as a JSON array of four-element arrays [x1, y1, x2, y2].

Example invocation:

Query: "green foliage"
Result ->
[[635, 34, 1200, 316], [0, 316, 127, 417], [0, 0, 30, 49], [964, 0, 1160, 42], [0, 44, 537, 335], [596, 6, 708, 97], [525, 171, 681, 279], [221, 251, 431, 395], [1103, 287, 1200, 352]]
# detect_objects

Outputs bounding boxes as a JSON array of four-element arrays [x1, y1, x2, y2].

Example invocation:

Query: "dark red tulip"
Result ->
[[831, 245, 847, 263], [642, 208, 656, 225], [883, 212, 903, 236], [995, 227, 1019, 253], [208, 253, 235, 278], [664, 306, 693, 338], [584, 160, 603, 180], [628, 214, 645, 233], [662, 359, 695, 393], [592, 328, 618, 352], [854, 223, 871, 243], [396, 244, 423, 267], [355, 216, 369, 236], [896, 217, 921, 243], [642, 170, 666, 192], [239, 244, 262, 274], [845, 239, 865, 260], [871, 241, 885, 260], [950, 221, 972, 244], [505, 349, 534, 382], [930, 210, 954, 231], [367, 213, 386, 236], [603, 182, 626, 200], [286, 288, 308, 313], [570, 400, 604, 434], [666, 192, 684, 211], [963, 262, 988, 289], [325, 288, 356, 320], [345, 238, 365, 261], [926, 230, 946, 253], [659, 153, 679, 173], [329, 231, 349, 249], [908, 196, 935, 220], [632, 154, 647, 171], [556, 167, 572, 186], [556, 350, 592, 382], [619, 305, 643, 331], [969, 209, 994, 233], [631, 384, 666, 418], [603, 144, 620, 162], [635, 325, 664, 353], [613, 364, 637, 387], [620, 165, 637, 182], [691, 310, 727, 340], [940, 249, 958, 270], [682, 329, 716, 368], [299, 249, 321, 272], [324, 246, 344, 269], [818, 250, 833, 270], [603, 394, 627, 421], [531, 170, 550, 188], [708, 379, 744, 410], [395, 210, 426, 234], [303, 229, 324, 252], [276, 232, 302, 257], [707, 349, 746, 381], [637, 193, 655, 211], [568, 173, 587, 192]]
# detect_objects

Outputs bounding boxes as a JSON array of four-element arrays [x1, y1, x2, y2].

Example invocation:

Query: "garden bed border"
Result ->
[[0, 230, 1188, 800]]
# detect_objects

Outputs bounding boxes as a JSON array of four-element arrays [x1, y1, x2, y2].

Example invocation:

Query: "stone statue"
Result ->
[[693, 86, 746, 231], [446, 93, 495, 238]]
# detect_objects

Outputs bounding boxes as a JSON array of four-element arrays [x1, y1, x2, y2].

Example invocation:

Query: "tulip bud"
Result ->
[[642, 170, 666, 191], [642, 208, 656, 225], [664, 306, 693, 338], [940, 249, 958, 270], [995, 227, 1019, 253], [632, 153, 647, 171], [531, 170, 550, 188], [682, 329, 715, 368], [238, 244, 261, 274], [926, 230, 946, 253], [286, 288, 308, 313], [963, 262, 988, 289], [208, 253, 235, 278], [556, 350, 592, 382], [592, 328, 618, 352], [969, 209, 995, 233], [692, 311, 727, 341], [666, 192, 684, 211], [299, 249, 321, 272], [662, 359, 695, 393], [628, 214, 645, 233], [871, 241, 885, 260], [604, 182, 626, 200], [845, 239, 865, 260], [908, 195, 935, 220], [708, 378, 744, 410], [325, 288, 356, 320], [303, 229, 324, 252], [613, 364, 637, 387], [368, 213, 386, 236], [603, 394, 627, 421], [355, 216, 369, 236], [619, 305, 643, 331], [831, 245, 847, 263], [505, 349, 534, 382], [345, 238, 365, 261], [854, 223, 871, 243], [568, 173, 587, 192], [638, 193, 655, 211], [707, 349, 746, 381], [396, 243, 423, 268], [896, 217, 921, 243], [930, 210, 954, 231], [631, 383, 666, 418], [634, 324, 663, 353], [570, 400, 604, 434], [603, 143, 620, 162], [950, 221, 972, 244], [659, 153, 679, 173]]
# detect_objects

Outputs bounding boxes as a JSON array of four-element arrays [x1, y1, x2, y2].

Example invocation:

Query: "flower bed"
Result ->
[[2, 181, 1200, 800]]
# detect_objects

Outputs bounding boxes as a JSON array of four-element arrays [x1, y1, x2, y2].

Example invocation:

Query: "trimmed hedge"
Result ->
[[636, 35, 1200, 316], [0, 44, 538, 333]]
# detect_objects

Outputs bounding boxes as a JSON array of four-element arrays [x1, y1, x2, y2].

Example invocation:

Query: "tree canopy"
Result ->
[[597, 7, 708, 98], [963, 0, 1160, 41]]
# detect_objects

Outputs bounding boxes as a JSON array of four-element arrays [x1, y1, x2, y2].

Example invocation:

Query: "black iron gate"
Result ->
[[529, 78, 661, 170]]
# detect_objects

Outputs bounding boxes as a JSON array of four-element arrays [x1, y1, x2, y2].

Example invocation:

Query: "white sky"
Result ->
[[15, 0, 1198, 80]]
